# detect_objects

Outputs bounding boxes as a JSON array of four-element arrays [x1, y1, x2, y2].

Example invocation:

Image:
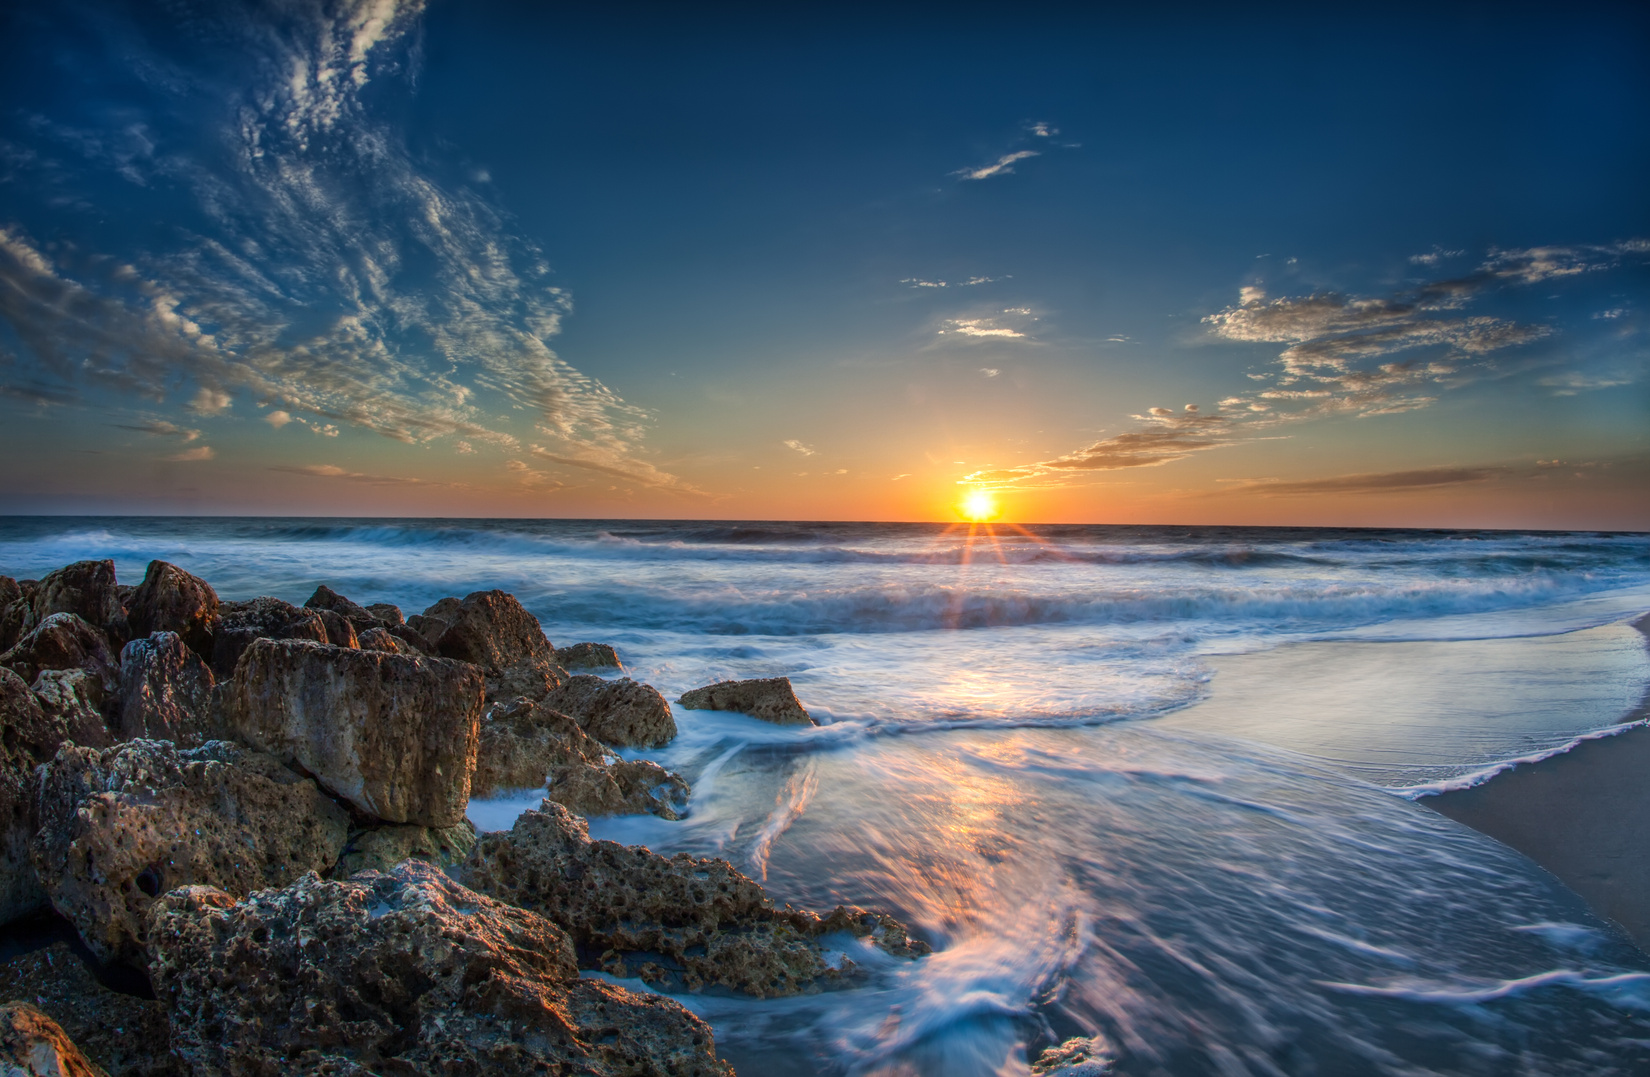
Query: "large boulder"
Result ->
[[463, 802, 929, 998], [145, 861, 734, 1076], [555, 641, 622, 671], [365, 602, 404, 625], [32, 738, 350, 964], [30, 669, 114, 750], [473, 700, 690, 819], [124, 561, 218, 661], [115, 632, 215, 746], [541, 674, 677, 748], [1, 669, 62, 924], [0, 943, 176, 1077], [1, 613, 117, 695], [0, 577, 25, 653], [30, 560, 125, 646], [426, 590, 565, 702], [335, 819, 478, 876], [0, 1002, 107, 1077], [678, 676, 815, 725], [224, 639, 483, 826], [304, 584, 378, 630], [208, 596, 327, 678], [356, 626, 406, 653]]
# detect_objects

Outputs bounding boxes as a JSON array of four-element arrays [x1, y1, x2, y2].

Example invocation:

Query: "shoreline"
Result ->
[[1426, 613, 1650, 950]]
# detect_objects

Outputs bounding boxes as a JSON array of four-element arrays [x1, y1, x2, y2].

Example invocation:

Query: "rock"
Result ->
[[405, 595, 461, 651], [2, 614, 117, 695], [542, 674, 677, 748], [428, 590, 566, 703], [0, 577, 24, 653], [1031, 1036, 1117, 1075], [124, 562, 218, 661], [311, 606, 359, 649], [208, 596, 327, 679], [365, 602, 403, 625], [32, 738, 350, 964], [335, 819, 478, 875], [1, 668, 62, 925], [355, 626, 405, 653], [224, 639, 483, 826], [463, 802, 929, 998], [554, 641, 622, 670], [472, 700, 690, 819], [30, 669, 114, 750], [0, 943, 176, 1077], [0, 1001, 107, 1077], [30, 561, 125, 646], [145, 860, 733, 1076], [678, 676, 815, 725], [385, 622, 434, 654], [304, 584, 378, 630], [115, 633, 215, 747]]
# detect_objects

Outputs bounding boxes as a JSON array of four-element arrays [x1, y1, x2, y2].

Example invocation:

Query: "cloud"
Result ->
[[164, 445, 215, 462], [937, 308, 1038, 341], [0, 0, 680, 487], [964, 410, 1240, 488], [264, 410, 293, 428], [900, 275, 1002, 289], [782, 439, 817, 456], [980, 368, 1000, 377], [1216, 465, 1505, 497], [268, 462, 441, 486], [116, 419, 200, 440], [1408, 247, 1464, 266], [955, 150, 1039, 181], [1029, 122, 1057, 138]]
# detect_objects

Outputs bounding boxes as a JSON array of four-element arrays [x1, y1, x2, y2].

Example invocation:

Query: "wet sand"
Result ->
[[1428, 614, 1650, 951]]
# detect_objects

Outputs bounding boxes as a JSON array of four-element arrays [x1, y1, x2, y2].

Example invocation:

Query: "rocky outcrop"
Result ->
[[366, 602, 403, 625], [2, 669, 61, 925], [2, 614, 117, 694], [542, 674, 677, 748], [115, 633, 215, 746], [678, 676, 815, 725], [463, 802, 928, 998], [224, 639, 483, 826], [473, 700, 690, 818], [335, 819, 478, 876], [356, 626, 406, 653], [145, 861, 733, 1076], [426, 590, 566, 703], [32, 738, 350, 964], [30, 560, 125, 647], [0, 1002, 108, 1077], [386, 622, 434, 654], [1031, 1036, 1117, 1075], [311, 606, 359, 649], [304, 584, 378, 630], [555, 641, 622, 670], [0, 943, 176, 1077], [208, 596, 327, 678], [124, 561, 218, 661], [0, 577, 26, 653], [30, 669, 114, 750], [405, 595, 460, 649]]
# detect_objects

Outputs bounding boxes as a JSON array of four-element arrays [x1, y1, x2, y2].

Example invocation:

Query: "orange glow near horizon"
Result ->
[[960, 489, 1000, 522]]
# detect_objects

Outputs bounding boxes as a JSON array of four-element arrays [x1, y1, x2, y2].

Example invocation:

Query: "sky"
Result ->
[[1, 0, 1647, 527]]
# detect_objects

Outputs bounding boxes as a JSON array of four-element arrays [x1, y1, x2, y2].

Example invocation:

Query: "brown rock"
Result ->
[[2, 614, 117, 695], [542, 674, 677, 747], [208, 596, 327, 678], [30, 561, 125, 647], [32, 738, 350, 964], [546, 758, 691, 821], [463, 802, 928, 998], [355, 626, 406, 653], [0, 943, 176, 1077], [311, 606, 359, 649], [124, 562, 218, 661], [1031, 1035, 1118, 1075], [0, 1001, 107, 1077], [115, 633, 215, 747], [304, 584, 378, 630], [335, 819, 478, 876], [555, 641, 623, 670], [0, 577, 24, 653], [30, 669, 114, 750], [385, 622, 434, 654], [224, 639, 483, 826], [145, 860, 732, 1076], [426, 590, 567, 702], [679, 676, 815, 726], [365, 602, 404, 625], [405, 595, 461, 650], [2, 668, 60, 925]]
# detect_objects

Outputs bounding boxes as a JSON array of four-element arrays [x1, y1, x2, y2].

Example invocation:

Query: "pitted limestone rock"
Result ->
[[335, 818, 478, 876], [427, 590, 566, 703], [31, 738, 349, 963], [541, 674, 677, 748], [224, 638, 483, 826], [462, 802, 929, 998], [30, 669, 114, 750], [125, 561, 219, 661], [144, 860, 733, 1076], [678, 676, 815, 726], [115, 632, 215, 746], [554, 641, 622, 671], [0, 943, 176, 1077], [29, 560, 126, 647], [1, 667, 69, 925], [208, 596, 327, 678], [2, 614, 117, 695], [0, 1002, 108, 1077]]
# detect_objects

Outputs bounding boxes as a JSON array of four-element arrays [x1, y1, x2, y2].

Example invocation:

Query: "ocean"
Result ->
[[4, 517, 1650, 1075]]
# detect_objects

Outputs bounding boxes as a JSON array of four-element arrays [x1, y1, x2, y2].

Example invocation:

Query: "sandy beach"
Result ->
[[1428, 614, 1650, 950]]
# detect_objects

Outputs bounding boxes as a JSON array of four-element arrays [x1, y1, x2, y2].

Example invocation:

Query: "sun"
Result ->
[[960, 489, 1000, 522]]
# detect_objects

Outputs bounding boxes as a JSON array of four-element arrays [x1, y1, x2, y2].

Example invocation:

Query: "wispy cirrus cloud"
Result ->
[[165, 445, 215, 462], [269, 462, 443, 486], [782, 439, 817, 456], [955, 150, 1040, 181], [1215, 465, 1506, 497], [115, 419, 200, 441]]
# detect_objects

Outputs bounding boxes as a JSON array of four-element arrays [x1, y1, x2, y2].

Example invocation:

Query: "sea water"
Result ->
[[4, 518, 1650, 1075]]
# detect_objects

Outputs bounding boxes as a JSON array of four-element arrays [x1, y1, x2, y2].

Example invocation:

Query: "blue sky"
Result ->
[[1, 1, 1646, 525]]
